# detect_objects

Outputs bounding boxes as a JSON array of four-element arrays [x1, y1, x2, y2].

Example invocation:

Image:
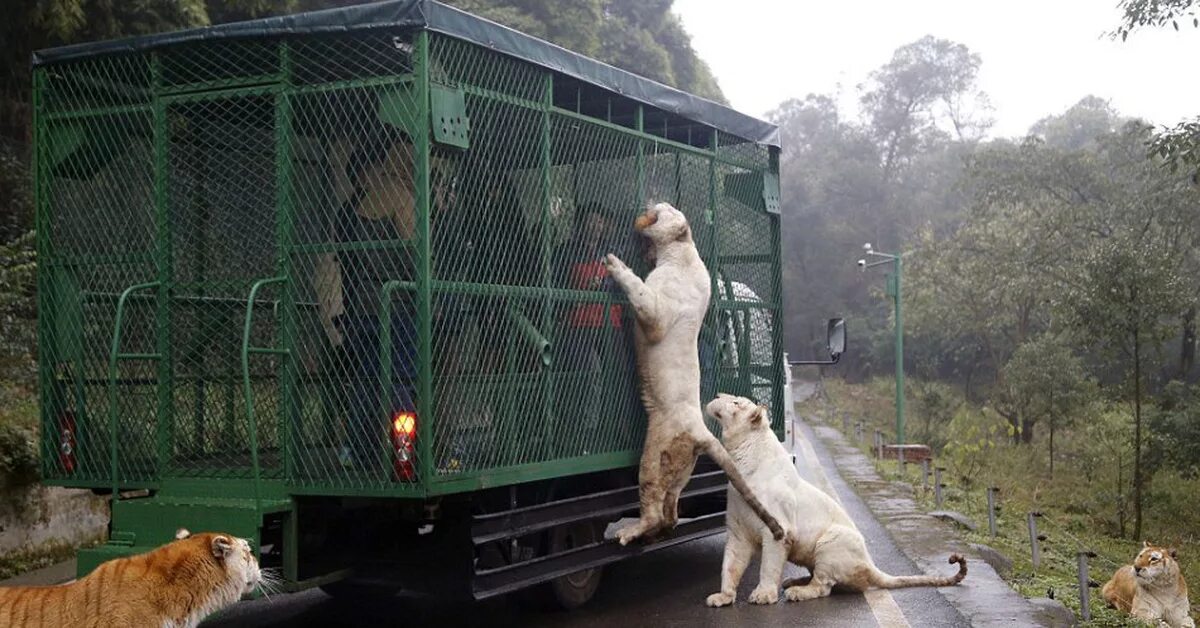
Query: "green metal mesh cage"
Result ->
[[35, 23, 783, 498]]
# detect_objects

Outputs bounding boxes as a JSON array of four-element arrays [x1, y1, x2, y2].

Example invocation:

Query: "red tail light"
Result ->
[[392, 411, 417, 482], [59, 410, 76, 474]]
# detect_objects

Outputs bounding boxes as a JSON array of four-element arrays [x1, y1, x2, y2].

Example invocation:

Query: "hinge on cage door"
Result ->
[[763, 171, 781, 214], [431, 85, 470, 149]]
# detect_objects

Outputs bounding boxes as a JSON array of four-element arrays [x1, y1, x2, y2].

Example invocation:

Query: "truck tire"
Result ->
[[544, 520, 604, 610]]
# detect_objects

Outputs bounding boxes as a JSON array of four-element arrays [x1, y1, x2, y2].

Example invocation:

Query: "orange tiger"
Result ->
[[1102, 542, 1194, 628], [0, 529, 263, 628]]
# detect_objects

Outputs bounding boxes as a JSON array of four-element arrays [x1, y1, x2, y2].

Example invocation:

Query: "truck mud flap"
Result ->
[[471, 469, 728, 599]]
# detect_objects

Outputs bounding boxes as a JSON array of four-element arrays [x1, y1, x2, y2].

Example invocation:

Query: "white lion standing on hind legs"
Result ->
[[703, 394, 967, 607], [604, 202, 785, 546]]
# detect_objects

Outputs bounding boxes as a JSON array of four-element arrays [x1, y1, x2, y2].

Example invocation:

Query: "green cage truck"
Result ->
[[32, 0, 785, 607]]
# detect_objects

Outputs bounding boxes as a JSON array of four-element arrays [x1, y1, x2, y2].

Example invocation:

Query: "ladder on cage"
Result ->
[[106, 280, 163, 500]]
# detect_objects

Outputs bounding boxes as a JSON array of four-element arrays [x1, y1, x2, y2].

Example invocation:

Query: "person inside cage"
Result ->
[[318, 125, 460, 472], [330, 129, 419, 471], [555, 203, 637, 437]]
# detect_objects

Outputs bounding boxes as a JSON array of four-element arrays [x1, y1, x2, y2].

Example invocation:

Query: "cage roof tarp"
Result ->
[[33, 0, 780, 147]]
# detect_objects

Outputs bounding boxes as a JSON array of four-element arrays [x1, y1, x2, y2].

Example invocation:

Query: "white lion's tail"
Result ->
[[871, 554, 967, 589], [701, 438, 786, 540]]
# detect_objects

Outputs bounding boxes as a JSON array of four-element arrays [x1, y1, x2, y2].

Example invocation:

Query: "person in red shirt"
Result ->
[[556, 204, 638, 441]]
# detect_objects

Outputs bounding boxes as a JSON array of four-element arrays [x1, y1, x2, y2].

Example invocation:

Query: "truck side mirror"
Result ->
[[826, 318, 845, 362], [789, 317, 846, 366]]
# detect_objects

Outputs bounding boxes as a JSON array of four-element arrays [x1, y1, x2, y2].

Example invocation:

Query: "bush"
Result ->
[[0, 423, 38, 488], [0, 390, 39, 488], [0, 231, 35, 389]]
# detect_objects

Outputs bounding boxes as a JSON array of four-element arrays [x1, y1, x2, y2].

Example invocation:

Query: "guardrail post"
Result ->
[[934, 467, 945, 507], [874, 430, 883, 458], [1078, 550, 1097, 621], [1027, 512, 1043, 569], [842, 412, 850, 434], [921, 459, 930, 491], [855, 422, 863, 444], [986, 487, 999, 537]]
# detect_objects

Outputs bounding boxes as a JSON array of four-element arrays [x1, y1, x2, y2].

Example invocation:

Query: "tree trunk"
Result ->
[[1182, 306, 1197, 381], [1133, 330, 1143, 542], [1117, 448, 1126, 538], [1049, 421, 1055, 479], [1021, 417, 1035, 444]]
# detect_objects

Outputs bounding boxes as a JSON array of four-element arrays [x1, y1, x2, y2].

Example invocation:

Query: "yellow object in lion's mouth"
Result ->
[[634, 212, 657, 230]]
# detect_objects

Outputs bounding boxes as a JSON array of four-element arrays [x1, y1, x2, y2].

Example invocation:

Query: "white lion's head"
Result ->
[[706, 393, 769, 442], [633, 202, 692, 247]]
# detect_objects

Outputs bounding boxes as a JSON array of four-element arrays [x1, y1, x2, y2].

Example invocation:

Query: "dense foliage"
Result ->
[[776, 27, 1198, 540]]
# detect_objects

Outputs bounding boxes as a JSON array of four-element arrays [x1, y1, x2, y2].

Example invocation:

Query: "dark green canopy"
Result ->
[[33, 0, 779, 147]]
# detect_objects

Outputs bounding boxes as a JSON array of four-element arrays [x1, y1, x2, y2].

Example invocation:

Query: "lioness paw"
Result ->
[[785, 586, 819, 602], [615, 524, 642, 546], [705, 592, 735, 607], [748, 586, 779, 605]]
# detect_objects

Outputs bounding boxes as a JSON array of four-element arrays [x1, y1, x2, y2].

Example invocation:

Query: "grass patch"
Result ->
[[799, 377, 1195, 627]]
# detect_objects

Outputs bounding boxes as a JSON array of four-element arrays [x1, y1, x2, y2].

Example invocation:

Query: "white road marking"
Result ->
[[789, 413, 912, 628]]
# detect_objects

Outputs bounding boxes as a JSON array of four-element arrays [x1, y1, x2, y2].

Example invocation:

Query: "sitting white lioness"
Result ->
[[1102, 543, 1194, 628], [604, 203, 784, 545], [704, 394, 967, 606]]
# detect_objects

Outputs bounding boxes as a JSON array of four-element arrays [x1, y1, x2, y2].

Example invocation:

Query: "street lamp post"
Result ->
[[857, 244, 905, 445]]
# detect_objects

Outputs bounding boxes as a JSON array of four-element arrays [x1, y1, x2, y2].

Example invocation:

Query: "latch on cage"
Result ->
[[431, 85, 470, 149]]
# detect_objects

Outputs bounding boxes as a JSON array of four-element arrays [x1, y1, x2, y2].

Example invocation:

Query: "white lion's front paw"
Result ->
[[748, 586, 779, 605], [705, 592, 735, 607], [615, 523, 642, 546], [784, 585, 817, 602], [604, 253, 628, 274]]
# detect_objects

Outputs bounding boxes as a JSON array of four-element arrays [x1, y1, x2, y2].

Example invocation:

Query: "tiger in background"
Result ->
[[1102, 542, 1195, 628], [0, 529, 268, 628]]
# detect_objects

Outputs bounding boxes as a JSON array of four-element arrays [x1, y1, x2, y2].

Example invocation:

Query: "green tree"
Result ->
[[1001, 337, 1095, 476], [1029, 95, 1125, 151], [859, 35, 991, 182], [773, 37, 990, 373], [1058, 233, 1191, 541], [1113, 1, 1200, 178], [2, 0, 209, 140], [1149, 381, 1200, 478]]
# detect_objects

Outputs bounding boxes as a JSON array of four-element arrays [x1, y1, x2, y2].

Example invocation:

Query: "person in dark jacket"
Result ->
[[332, 130, 419, 473]]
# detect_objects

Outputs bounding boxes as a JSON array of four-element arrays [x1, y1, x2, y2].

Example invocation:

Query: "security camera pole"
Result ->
[[857, 243, 906, 445]]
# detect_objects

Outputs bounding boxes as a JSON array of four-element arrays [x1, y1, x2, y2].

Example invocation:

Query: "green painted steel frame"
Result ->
[[108, 280, 162, 497], [35, 25, 786, 500], [241, 276, 290, 517]]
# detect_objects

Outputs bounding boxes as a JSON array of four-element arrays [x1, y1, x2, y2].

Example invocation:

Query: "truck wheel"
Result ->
[[545, 520, 603, 610]]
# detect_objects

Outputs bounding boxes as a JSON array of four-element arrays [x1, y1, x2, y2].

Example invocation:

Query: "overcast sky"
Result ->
[[673, 0, 1200, 138]]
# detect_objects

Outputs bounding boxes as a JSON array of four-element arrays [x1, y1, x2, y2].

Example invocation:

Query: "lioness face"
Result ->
[[706, 393, 768, 440], [1133, 543, 1177, 584], [634, 202, 691, 245]]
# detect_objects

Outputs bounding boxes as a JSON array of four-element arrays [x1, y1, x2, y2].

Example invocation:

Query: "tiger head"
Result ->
[[175, 528, 263, 596], [1132, 542, 1180, 587]]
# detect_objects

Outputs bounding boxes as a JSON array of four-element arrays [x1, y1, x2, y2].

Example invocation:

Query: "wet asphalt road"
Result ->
[[203, 405, 969, 627]]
